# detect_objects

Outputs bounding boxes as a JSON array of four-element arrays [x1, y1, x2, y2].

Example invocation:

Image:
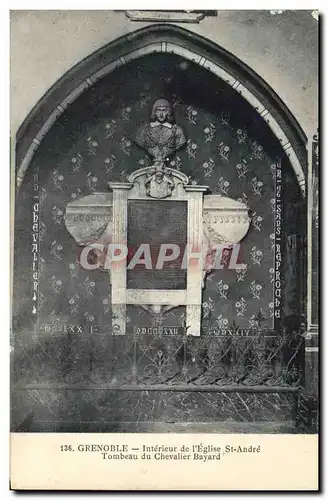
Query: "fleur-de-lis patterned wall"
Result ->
[[13, 53, 303, 334]]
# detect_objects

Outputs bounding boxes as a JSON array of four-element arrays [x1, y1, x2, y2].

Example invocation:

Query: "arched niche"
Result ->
[[11, 25, 308, 432], [15, 24, 306, 196]]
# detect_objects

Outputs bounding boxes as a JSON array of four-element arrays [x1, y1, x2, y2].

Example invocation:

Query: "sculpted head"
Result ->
[[150, 98, 174, 124], [154, 169, 164, 180]]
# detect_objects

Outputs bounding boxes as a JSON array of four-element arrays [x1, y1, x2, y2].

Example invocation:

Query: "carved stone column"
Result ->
[[305, 131, 319, 395], [109, 182, 132, 335], [298, 130, 319, 432], [185, 185, 208, 336]]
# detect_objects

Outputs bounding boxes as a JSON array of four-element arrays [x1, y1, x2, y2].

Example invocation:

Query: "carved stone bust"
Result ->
[[135, 98, 187, 165]]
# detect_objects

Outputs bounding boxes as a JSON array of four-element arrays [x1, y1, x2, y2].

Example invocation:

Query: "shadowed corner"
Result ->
[[16, 411, 34, 432]]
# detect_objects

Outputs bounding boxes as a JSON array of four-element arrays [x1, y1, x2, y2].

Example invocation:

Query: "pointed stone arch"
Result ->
[[15, 23, 307, 196]]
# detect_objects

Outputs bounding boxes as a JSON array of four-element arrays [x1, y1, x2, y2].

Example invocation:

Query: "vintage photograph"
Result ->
[[10, 7, 319, 490]]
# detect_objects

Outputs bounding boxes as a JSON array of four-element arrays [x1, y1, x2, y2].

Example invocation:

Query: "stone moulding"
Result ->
[[125, 10, 210, 23]]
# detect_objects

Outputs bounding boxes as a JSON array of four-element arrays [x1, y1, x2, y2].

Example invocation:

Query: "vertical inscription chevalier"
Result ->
[[32, 163, 40, 336]]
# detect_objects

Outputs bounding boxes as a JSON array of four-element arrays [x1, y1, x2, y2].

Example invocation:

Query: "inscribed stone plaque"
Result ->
[[127, 200, 187, 289]]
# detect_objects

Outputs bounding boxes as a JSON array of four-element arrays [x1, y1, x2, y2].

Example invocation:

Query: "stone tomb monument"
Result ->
[[64, 99, 250, 336]]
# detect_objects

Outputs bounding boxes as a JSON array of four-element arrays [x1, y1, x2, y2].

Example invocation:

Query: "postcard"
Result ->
[[10, 9, 319, 491]]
